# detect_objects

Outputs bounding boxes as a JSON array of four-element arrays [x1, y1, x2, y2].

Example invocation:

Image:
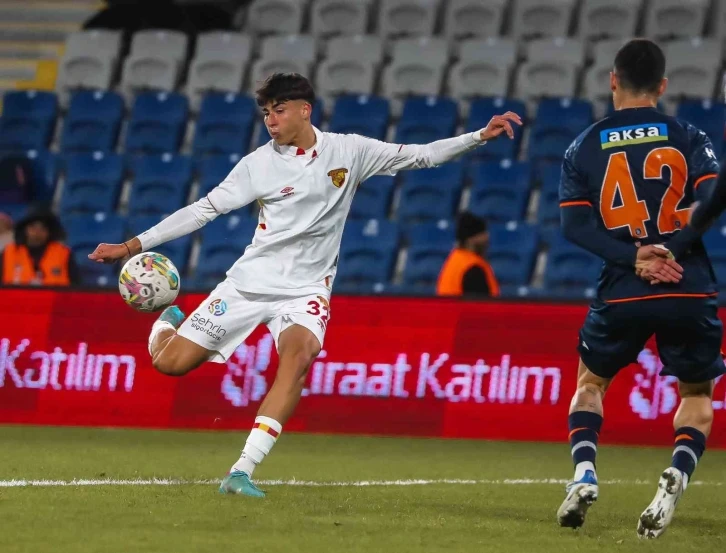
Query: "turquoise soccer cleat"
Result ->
[[219, 471, 266, 498], [157, 305, 185, 328]]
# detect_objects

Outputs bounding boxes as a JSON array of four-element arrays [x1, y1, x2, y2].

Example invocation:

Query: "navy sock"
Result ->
[[568, 411, 603, 468], [671, 427, 706, 481]]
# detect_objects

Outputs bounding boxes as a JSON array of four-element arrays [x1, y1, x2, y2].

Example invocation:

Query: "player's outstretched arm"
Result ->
[[354, 112, 522, 179]]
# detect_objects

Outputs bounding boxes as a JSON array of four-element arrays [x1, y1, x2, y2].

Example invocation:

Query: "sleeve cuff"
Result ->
[[471, 130, 486, 145]]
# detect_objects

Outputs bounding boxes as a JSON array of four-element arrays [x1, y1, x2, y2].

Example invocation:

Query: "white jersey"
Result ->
[[139, 126, 485, 296]]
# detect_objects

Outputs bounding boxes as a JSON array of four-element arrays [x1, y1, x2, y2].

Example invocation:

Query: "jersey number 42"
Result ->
[[600, 147, 690, 238]]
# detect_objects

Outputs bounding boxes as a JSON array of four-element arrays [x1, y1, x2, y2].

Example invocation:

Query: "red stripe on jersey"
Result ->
[[560, 200, 593, 208], [694, 173, 717, 189]]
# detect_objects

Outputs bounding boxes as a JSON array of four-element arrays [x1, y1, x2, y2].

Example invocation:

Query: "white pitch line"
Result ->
[[0, 478, 722, 488]]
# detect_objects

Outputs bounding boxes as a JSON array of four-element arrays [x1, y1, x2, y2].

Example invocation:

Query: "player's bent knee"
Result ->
[[152, 353, 188, 377]]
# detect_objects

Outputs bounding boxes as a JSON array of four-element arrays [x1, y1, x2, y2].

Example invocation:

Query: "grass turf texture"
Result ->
[[1, 426, 725, 553]]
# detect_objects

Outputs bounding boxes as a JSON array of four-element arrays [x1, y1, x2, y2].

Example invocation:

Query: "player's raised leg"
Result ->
[[557, 358, 610, 528], [148, 306, 214, 377], [220, 323, 321, 497], [637, 379, 714, 539]]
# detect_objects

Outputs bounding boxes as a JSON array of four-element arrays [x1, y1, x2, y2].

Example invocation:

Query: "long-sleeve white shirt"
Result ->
[[139, 127, 485, 296]]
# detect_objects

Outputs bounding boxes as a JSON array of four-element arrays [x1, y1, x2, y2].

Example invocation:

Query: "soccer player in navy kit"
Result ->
[[555, 39, 724, 539]]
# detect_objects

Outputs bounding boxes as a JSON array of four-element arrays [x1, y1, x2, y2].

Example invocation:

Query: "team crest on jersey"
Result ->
[[327, 168, 348, 188], [600, 123, 668, 149]]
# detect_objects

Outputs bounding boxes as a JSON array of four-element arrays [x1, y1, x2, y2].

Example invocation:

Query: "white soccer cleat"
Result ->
[[557, 470, 599, 529], [637, 467, 684, 539]]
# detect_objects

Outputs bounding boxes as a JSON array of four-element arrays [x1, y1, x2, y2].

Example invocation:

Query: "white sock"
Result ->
[[231, 416, 282, 477], [682, 472, 689, 490], [147, 320, 175, 355], [574, 461, 596, 481]]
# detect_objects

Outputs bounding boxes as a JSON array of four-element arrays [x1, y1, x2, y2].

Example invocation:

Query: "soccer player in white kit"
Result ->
[[89, 73, 521, 497]]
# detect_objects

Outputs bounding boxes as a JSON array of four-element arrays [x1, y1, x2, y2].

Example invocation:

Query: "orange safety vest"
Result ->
[[436, 248, 500, 297], [2, 242, 71, 286]]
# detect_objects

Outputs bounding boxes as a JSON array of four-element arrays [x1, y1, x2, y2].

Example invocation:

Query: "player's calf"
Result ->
[[148, 306, 213, 377]]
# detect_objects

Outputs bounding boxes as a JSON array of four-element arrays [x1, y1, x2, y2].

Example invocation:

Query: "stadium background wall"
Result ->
[[0, 289, 724, 448]]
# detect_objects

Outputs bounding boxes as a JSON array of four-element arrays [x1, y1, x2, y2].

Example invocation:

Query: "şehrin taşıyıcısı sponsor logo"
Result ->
[[191, 313, 227, 341]]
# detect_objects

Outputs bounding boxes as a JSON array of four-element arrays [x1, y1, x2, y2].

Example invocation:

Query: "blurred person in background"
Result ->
[[0, 209, 79, 287], [436, 211, 499, 298], [0, 212, 13, 252]]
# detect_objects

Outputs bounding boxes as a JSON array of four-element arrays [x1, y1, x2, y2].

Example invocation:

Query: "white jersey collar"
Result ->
[[274, 126, 325, 158]]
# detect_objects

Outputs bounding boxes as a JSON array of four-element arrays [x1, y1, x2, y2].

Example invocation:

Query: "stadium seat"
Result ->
[[488, 222, 539, 286], [311, 0, 371, 36], [187, 32, 252, 110], [121, 30, 189, 98], [402, 243, 450, 288], [405, 219, 456, 246], [198, 153, 243, 197], [662, 39, 721, 104], [128, 154, 193, 214], [516, 37, 584, 100], [56, 30, 122, 103], [536, 162, 563, 228], [382, 36, 448, 97], [397, 162, 464, 223], [578, 0, 641, 40], [64, 212, 125, 286], [466, 97, 526, 161], [329, 95, 389, 139], [468, 160, 532, 222], [582, 38, 628, 105], [644, 0, 708, 39], [248, 58, 312, 95], [395, 96, 458, 144], [197, 215, 258, 280], [0, 149, 57, 205], [324, 34, 384, 65], [544, 235, 602, 291], [193, 93, 256, 156], [316, 40, 378, 98], [337, 219, 399, 286], [60, 152, 124, 214], [125, 92, 189, 154], [676, 100, 726, 156], [529, 98, 593, 164], [244, 0, 305, 34], [512, 0, 576, 39], [0, 90, 57, 151], [260, 34, 317, 64], [349, 175, 394, 219], [444, 0, 506, 39], [61, 90, 124, 153], [377, 0, 439, 38], [449, 38, 516, 99], [127, 213, 192, 274]]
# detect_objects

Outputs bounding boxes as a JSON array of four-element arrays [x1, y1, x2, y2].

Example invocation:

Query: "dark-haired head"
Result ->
[[255, 73, 316, 145], [611, 39, 667, 108]]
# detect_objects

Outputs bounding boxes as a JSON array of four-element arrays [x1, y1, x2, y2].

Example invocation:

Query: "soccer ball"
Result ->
[[118, 252, 180, 312]]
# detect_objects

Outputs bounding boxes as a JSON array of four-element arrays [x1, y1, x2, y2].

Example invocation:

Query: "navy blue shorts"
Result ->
[[578, 296, 725, 383]]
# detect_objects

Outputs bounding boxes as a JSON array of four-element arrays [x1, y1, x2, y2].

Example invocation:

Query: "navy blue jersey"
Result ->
[[559, 107, 720, 302]]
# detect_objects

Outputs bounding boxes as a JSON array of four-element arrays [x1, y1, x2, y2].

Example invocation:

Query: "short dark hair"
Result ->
[[456, 211, 487, 243], [613, 39, 666, 94], [255, 73, 315, 107]]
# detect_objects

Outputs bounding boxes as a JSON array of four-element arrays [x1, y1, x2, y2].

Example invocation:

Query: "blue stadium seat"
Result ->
[[395, 97, 458, 144], [128, 154, 192, 214], [64, 213, 126, 287], [125, 92, 188, 154], [350, 175, 394, 219], [544, 235, 602, 292], [60, 152, 124, 214], [254, 98, 324, 149], [488, 223, 538, 286], [197, 153, 242, 197], [529, 98, 593, 164], [0, 149, 57, 205], [197, 215, 258, 280], [402, 243, 450, 288], [61, 90, 124, 153], [329, 95, 390, 140], [126, 213, 192, 274], [405, 219, 456, 246], [0, 91, 57, 151], [537, 162, 562, 228], [703, 229, 726, 292], [466, 97, 526, 161], [676, 100, 725, 156], [337, 219, 399, 286], [468, 160, 531, 222], [397, 162, 464, 223], [193, 93, 256, 156]]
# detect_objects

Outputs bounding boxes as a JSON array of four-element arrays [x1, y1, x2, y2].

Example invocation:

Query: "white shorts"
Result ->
[[177, 279, 331, 363]]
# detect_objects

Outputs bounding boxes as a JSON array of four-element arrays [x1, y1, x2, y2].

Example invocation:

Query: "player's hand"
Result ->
[[634, 245, 683, 285], [88, 238, 141, 264], [480, 112, 523, 141]]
